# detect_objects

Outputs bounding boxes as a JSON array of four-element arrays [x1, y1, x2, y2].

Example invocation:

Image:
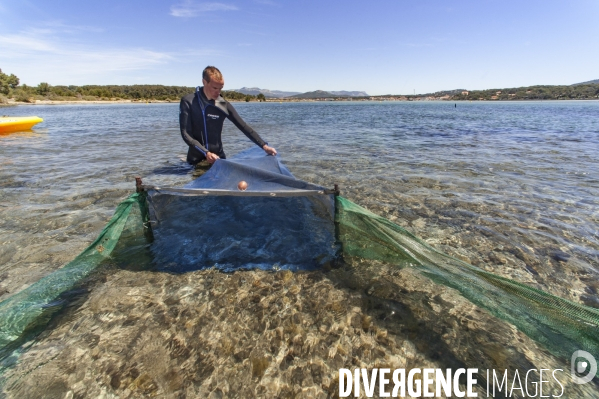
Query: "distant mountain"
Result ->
[[290, 90, 369, 99], [329, 90, 369, 97], [234, 87, 369, 98], [290, 90, 338, 99], [234, 87, 301, 98], [571, 79, 599, 86]]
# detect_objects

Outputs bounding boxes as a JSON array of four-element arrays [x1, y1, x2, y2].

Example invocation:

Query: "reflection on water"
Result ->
[[0, 129, 47, 139], [151, 162, 193, 176], [1, 102, 598, 397]]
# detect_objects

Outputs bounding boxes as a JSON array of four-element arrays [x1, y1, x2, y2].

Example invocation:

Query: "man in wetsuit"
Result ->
[[179, 66, 277, 165]]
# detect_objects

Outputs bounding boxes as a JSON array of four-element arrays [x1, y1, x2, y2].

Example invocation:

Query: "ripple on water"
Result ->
[[1, 101, 598, 396]]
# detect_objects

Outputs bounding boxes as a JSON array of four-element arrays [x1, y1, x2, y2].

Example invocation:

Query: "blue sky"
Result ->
[[0, 0, 597, 95]]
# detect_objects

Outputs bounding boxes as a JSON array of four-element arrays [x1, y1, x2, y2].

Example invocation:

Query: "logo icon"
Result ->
[[571, 350, 597, 384]]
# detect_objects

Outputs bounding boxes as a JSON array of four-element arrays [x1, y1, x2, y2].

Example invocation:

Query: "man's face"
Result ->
[[203, 78, 224, 100]]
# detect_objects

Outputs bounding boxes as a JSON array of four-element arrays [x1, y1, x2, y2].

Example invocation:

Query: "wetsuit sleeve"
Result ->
[[225, 102, 267, 148], [179, 97, 208, 155]]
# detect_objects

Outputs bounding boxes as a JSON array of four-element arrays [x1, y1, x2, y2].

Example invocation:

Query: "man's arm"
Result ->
[[179, 97, 209, 155], [226, 102, 277, 155]]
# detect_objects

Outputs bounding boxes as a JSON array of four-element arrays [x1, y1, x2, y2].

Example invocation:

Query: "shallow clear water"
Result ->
[[1, 101, 598, 397]]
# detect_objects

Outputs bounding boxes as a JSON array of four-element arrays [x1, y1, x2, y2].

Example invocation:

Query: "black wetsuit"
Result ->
[[179, 87, 267, 165]]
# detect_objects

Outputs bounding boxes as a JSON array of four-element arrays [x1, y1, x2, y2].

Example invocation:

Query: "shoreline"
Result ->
[[1, 99, 170, 106], [1, 98, 598, 107]]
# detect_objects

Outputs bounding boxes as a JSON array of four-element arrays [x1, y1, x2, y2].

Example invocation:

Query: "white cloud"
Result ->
[[0, 34, 57, 52], [0, 31, 171, 71], [64, 49, 172, 73], [0, 29, 221, 84], [170, 1, 238, 17], [254, 0, 280, 6], [40, 21, 104, 34]]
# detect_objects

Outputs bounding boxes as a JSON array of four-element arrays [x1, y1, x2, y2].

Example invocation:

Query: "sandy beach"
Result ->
[[2, 99, 173, 106]]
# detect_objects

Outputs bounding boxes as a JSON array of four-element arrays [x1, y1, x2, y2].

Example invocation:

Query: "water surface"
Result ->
[[1, 101, 598, 397]]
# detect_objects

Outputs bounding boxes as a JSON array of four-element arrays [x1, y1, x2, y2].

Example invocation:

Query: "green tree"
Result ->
[[13, 84, 35, 102], [37, 82, 51, 95], [245, 95, 252, 102], [257, 93, 266, 102], [0, 68, 20, 95]]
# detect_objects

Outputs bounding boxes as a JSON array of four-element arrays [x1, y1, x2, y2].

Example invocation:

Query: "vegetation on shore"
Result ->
[[1, 68, 598, 104], [0, 68, 267, 104], [261, 83, 599, 102], [363, 84, 599, 102], [448, 84, 599, 101]]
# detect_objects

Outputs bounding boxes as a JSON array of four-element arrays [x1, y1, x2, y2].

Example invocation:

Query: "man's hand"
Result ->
[[262, 145, 277, 156], [206, 152, 220, 164]]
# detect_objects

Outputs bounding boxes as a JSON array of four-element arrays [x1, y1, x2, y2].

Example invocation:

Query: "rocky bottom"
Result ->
[[2, 261, 597, 398]]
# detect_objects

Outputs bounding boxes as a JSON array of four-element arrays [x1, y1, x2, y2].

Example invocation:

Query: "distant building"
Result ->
[[462, 91, 469, 95]]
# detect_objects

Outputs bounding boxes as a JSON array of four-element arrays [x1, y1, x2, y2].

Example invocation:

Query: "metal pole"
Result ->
[[135, 176, 143, 193]]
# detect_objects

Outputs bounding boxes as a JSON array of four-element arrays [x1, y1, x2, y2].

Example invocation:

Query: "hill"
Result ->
[[235, 87, 369, 98], [572, 79, 599, 86], [288, 90, 368, 99], [290, 90, 340, 99], [419, 89, 467, 97], [235, 87, 301, 98], [448, 84, 599, 101], [289, 90, 369, 98], [329, 90, 369, 97]]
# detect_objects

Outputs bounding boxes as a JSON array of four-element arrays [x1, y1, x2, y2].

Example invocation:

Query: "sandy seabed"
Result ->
[[2, 259, 595, 399], [2, 100, 598, 398]]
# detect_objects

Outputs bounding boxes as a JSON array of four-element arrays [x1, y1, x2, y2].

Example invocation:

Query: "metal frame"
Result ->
[[135, 177, 340, 197]]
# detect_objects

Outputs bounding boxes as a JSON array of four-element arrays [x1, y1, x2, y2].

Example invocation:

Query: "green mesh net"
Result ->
[[335, 195, 599, 361], [0, 192, 148, 358], [1, 190, 598, 370]]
